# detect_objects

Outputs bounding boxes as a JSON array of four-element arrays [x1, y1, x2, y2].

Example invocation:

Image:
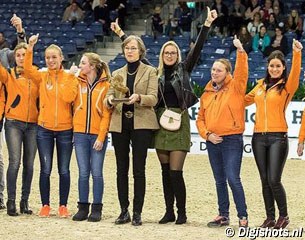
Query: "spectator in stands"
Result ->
[[0, 33, 10, 50], [0, 14, 26, 211], [82, 0, 94, 24], [244, 0, 261, 24], [0, 42, 39, 217], [286, 9, 303, 40], [230, 25, 252, 54], [104, 35, 158, 226], [261, 0, 273, 22], [196, 35, 249, 228], [94, 0, 111, 35], [272, 5, 285, 26], [263, 24, 288, 56], [265, 13, 277, 38], [165, 13, 181, 39], [107, 0, 127, 30], [211, 0, 229, 37], [252, 25, 271, 53], [70, 53, 111, 222], [247, 12, 264, 37], [153, 7, 217, 225], [62, 1, 84, 26], [245, 39, 303, 229], [174, 1, 186, 21], [151, 6, 164, 40], [272, 0, 285, 15], [23, 34, 79, 218], [228, 0, 246, 36], [178, 4, 193, 39]]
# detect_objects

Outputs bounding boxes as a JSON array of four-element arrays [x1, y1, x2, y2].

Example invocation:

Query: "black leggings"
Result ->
[[251, 133, 288, 219]]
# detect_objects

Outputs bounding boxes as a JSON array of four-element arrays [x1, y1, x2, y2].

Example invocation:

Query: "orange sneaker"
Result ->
[[39, 205, 51, 217], [58, 205, 70, 218]]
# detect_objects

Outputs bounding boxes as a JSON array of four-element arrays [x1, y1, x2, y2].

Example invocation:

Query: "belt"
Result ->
[[123, 111, 134, 118], [255, 132, 287, 137]]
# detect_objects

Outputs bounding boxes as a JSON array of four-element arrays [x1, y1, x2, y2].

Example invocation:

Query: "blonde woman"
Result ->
[[70, 53, 112, 222], [23, 34, 78, 218]]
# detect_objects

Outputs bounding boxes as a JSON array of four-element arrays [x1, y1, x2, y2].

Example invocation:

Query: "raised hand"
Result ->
[[28, 33, 39, 48], [69, 62, 80, 76], [204, 7, 218, 27], [293, 39, 303, 52], [233, 35, 244, 51], [10, 14, 23, 32]]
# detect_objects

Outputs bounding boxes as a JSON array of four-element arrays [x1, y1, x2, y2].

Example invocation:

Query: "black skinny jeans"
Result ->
[[251, 132, 288, 219], [111, 115, 153, 214]]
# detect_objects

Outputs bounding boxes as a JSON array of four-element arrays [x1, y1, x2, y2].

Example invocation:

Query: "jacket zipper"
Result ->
[[26, 79, 31, 122], [264, 92, 267, 132], [85, 87, 92, 134], [55, 74, 58, 128]]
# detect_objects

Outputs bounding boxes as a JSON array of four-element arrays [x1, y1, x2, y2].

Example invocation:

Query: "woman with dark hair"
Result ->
[[245, 39, 303, 229], [263, 25, 288, 57], [252, 25, 271, 53], [0, 43, 39, 216]]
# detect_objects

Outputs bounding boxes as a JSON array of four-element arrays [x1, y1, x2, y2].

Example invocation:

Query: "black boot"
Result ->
[[170, 170, 187, 224], [132, 212, 142, 226], [72, 202, 90, 221], [115, 208, 131, 224], [159, 164, 175, 224], [20, 199, 33, 214], [88, 203, 103, 222], [0, 198, 5, 210], [7, 200, 18, 216]]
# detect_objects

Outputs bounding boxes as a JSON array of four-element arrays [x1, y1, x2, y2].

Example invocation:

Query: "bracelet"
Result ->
[[115, 28, 122, 34], [205, 19, 212, 24]]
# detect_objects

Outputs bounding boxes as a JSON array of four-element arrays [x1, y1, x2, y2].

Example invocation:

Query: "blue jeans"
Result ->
[[0, 136, 4, 199], [207, 134, 248, 219], [5, 120, 37, 201], [37, 126, 73, 206], [74, 133, 108, 204]]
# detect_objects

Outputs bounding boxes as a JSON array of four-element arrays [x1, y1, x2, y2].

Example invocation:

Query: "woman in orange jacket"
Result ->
[[245, 39, 303, 229], [0, 43, 39, 216], [70, 53, 112, 222], [23, 34, 78, 218], [196, 36, 249, 228]]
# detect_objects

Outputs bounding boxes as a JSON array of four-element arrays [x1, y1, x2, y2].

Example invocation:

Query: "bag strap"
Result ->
[[159, 85, 185, 115], [159, 85, 168, 109]]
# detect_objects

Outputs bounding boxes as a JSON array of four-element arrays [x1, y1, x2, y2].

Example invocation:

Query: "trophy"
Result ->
[[110, 75, 130, 103]]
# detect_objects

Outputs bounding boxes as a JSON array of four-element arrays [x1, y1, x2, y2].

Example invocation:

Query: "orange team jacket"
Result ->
[[0, 83, 5, 122], [245, 49, 301, 133], [73, 72, 112, 142], [0, 64, 39, 123], [23, 49, 78, 131], [196, 50, 248, 140], [298, 110, 305, 143]]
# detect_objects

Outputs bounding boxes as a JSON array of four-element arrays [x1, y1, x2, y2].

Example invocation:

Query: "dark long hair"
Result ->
[[264, 50, 287, 92]]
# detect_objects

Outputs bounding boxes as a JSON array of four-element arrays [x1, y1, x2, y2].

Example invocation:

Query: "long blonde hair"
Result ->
[[83, 52, 111, 80], [157, 41, 182, 79]]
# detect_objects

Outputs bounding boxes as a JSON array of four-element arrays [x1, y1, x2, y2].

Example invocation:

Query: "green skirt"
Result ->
[[153, 107, 191, 152]]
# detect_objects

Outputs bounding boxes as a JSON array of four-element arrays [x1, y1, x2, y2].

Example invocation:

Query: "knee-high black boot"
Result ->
[[170, 170, 187, 224], [159, 163, 175, 224]]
